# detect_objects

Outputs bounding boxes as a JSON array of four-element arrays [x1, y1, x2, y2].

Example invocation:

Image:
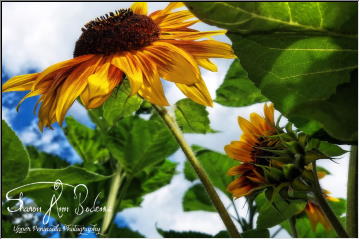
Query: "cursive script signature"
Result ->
[[6, 179, 106, 224]]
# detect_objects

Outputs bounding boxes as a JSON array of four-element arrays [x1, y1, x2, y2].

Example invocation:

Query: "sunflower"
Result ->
[[225, 103, 277, 197], [2, 2, 235, 130]]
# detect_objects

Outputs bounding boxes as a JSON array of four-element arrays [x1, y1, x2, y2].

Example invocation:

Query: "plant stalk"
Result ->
[[289, 216, 298, 238], [346, 145, 358, 237], [153, 105, 241, 238], [311, 162, 349, 237], [100, 170, 124, 235]]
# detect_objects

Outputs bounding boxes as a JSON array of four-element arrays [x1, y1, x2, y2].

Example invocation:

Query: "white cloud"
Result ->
[[2, 106, 17, 127], [17, 119, 81, 163], [67, 101, 94, 128]]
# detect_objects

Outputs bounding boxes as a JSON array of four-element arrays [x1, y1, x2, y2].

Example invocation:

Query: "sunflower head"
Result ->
[[2, 2, 235, 130]]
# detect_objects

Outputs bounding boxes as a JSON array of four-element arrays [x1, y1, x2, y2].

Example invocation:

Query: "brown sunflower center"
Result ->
[[73, 9, 160, 57]]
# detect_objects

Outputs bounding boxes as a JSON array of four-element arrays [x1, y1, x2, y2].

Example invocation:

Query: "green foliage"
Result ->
[[318, 141, 348, 157], [121, 159, 178, 209], [27, 146, 69, 169], [5, 166, 110, 195], [64, 117, 110, 171], [241, 229, 270, 238], [186, 2, 358, 142], [107, 116, 178, 176], [184, 147, 237, 196], [215, 60, 267, 107], [256, 192, 307, 229], [103, 80, 143, 126], [183, 184, 215, 212], [175, 98, 216, 134], [2, 120, 30, 188]]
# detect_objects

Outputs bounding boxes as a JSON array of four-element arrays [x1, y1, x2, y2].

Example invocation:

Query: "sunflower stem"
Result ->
[[311, 162, 349, 238], [289, 216, 298, 238], [153, 104, 241, 238], [100, 170, 124, 236], [346, 145, 358, 237]]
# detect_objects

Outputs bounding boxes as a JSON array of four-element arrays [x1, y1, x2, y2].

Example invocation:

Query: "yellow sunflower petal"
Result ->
[[2, 73, 40, 92], [167, 40, 236, 59], [56, 56, 103, 125], [130, 2, 148, 15], [133, 51, 169, 106], [149, 2, 185, 21], [149, 41, 200, 85], [196, 58, 218, 72], [176, 77, 213, 107], [112, 53, 143, 95], [81, 59, 123, 109], [238, 116, 262, 136], [160, 30, 226, 40], [264, 103, 275, 125], [35, 55, 94, 86]]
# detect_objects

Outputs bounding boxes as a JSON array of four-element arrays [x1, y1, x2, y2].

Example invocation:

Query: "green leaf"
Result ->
[[186, 2, 357, 35], [5, 166, 110, 195], [215, 60, 267, 107], [186, 2, 358, 142], [64, 117, 110, 171], [318, 141, 347, 157], [107, 116, 178, 176], [157, 228, 213, 238], [175, 98, 216, 134], [256, 192, 307, 228], [121, 159, 178, 209], [108, 226, 145, 238], [184, 147, 237, 196], [241, 229, 270, 238], [27, 146, 69, 169], [183, 184, 215, 212], [2, 120, 30, 188], [102, 80, 143, 126]]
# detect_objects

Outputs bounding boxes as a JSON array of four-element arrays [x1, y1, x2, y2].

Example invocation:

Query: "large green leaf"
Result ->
[[107, 116, 178, 176], [184, 147, 237, 196], [186, 2, 357, 34], [102, 80, 143, 126], [64, 117, 110, 171], [2, 120, 30, 188], [183, 184, 215, 212], [27, 146, 69, 169], [4, 166, 110, 195], [186, 2, 358, 142], [121, 159, 178, 209], [256, 192, 307, 229], [215, 60, 267, 107], [175, 98, 216, 134]]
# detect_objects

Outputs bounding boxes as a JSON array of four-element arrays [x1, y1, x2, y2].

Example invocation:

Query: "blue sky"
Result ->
[[2, 2, 350, 238]]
